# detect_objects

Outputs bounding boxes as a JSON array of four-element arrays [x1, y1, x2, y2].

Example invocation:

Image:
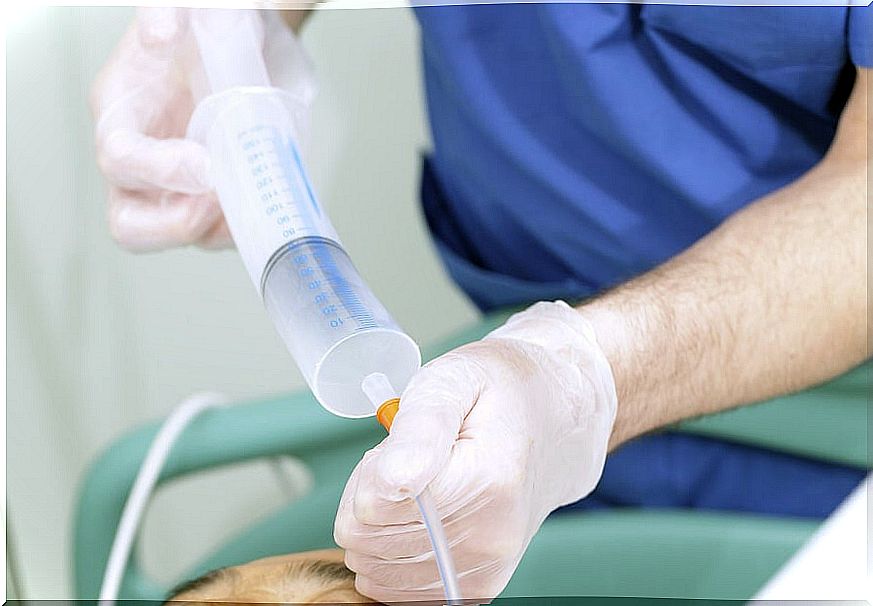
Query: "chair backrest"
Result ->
[[73, 311, 868, 599], [505, 510, 817, 598], [72, 390, 383, 599]]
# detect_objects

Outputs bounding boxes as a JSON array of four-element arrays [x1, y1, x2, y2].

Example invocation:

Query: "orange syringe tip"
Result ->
[[376, 398, 401, 431]]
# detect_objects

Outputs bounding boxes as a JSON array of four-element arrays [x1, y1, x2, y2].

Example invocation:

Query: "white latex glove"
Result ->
[[91, 8, 314, 252], [335, 300, 618, 602]]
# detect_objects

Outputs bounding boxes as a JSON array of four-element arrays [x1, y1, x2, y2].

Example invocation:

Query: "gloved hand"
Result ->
[[335, 300, 618, 602], [91, 8, 314, 252]]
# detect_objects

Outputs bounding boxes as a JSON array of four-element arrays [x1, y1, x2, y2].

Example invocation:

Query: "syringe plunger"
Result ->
[[190, 10, 271, 91]]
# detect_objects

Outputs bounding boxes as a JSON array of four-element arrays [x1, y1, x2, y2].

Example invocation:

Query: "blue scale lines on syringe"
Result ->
[[268, 126, 377, 331]]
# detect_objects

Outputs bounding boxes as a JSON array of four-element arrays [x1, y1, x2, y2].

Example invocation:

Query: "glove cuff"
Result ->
[[485, 298, 619, 422], [485, 300, 600, 354]]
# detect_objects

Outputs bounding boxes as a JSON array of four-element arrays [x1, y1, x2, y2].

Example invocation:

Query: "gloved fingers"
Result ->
[[342, 430, 496, 533], [135, 7, 189, 57], [97, 129, 211, 195], [352, 349, 486, 513], [352, 555, 509, 604], [338, 506, 479, 560], [107, 187, 224, 252], [335, 457, 421, 557], [337, 451, 422, 531], [344, 534, 507, 587], [346, 553, 484, 600], [344, 549, 441, 587], [93, 10, 206, 195], [336, 450, 454, 560], [336, 447, 456, 556], [335, 450, 420, 544], [337, 496, 478, 559], [91, 17, 185, 130], [196, 217, 233, 250], [338, 440, 524, 560]]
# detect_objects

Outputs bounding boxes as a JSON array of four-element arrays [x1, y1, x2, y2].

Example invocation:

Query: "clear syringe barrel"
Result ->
[[262, 237, 421, 417], [188, 88, 421, 417]]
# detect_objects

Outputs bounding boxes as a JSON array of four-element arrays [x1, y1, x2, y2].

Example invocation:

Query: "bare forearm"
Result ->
[[582, 69, 869, 450]]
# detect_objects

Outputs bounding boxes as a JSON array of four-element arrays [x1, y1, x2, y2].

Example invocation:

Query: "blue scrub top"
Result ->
[[414, 4, 873, 310]]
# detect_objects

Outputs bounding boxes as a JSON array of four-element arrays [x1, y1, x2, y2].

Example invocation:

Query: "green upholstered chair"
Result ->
[[73, 312, 868, 600]]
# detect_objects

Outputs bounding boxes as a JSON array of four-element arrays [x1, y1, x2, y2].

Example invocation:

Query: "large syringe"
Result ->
[[186, 9, 461, 604], [187, 10, 421, 418]]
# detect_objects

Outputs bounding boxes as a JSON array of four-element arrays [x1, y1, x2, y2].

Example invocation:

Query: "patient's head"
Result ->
[[167, 548, 374, 604]]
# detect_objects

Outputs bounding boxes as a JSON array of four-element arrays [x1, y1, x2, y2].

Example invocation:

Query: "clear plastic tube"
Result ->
[[98, 393, 229, 604], [361, 373, 462, 605], [416, 489, 463, 604]]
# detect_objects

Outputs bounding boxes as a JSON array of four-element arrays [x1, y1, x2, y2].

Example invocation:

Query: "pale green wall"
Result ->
[[6, 7, 477, 598]]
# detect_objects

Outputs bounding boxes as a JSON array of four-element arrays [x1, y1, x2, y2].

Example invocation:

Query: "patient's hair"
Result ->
[[297, 560, 356, 583], [167, 558, 356, 603], [168, 568, 232, 600]]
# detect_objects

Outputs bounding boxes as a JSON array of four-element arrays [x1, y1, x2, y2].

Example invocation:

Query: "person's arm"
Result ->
[[584, 67, 869, 450], [280, 8, 314, 33], [335, 67, 869, 605]]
